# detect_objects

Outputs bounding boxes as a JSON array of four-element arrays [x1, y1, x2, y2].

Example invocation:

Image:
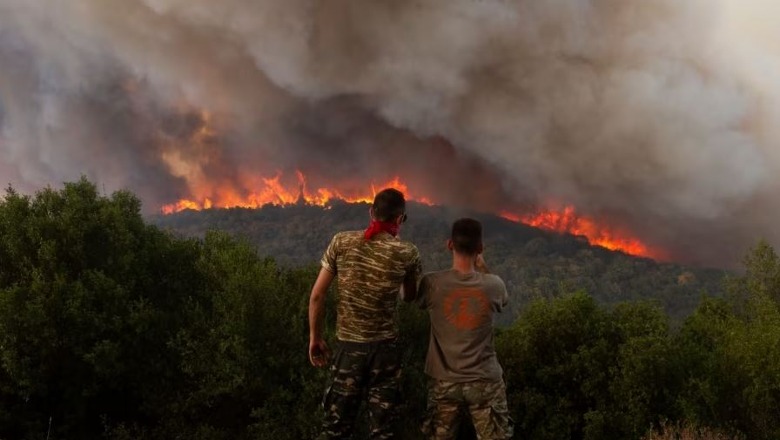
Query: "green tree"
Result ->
[[675, 242, 780, 439], [0, 178, 205, 438], [497, 292, 612, 439], [497, 293, 680, 440]]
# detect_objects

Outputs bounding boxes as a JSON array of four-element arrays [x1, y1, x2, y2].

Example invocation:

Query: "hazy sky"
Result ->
[[1, 0, 779, 267]]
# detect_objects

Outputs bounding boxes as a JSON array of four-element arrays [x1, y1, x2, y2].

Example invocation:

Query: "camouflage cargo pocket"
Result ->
[[474, 379, 514, 440]]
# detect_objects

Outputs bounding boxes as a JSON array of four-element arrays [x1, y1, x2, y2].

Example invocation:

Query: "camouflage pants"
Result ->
[[422, 378, 514, 440], [319, 339, 401, 440]]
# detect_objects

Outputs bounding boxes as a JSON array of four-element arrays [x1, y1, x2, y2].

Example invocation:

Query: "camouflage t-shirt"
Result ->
[[321, 230, 422, 343]]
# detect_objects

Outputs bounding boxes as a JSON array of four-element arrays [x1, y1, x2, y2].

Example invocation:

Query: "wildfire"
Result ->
[[158, 111, 657, 259], [161, 171, 434, 214], [162, 170, 656, 259], [157, 110, 436, 214], [500, 207, 658, 258]]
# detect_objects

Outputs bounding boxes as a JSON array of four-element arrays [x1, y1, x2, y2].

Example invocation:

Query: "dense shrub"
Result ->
[[1, 180, 778, 439]]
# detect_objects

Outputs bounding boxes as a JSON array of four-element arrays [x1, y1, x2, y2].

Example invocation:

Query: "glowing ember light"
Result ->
[[500, 207, 658, 258], [161, 171, 433, 214], [158, 111, 656, 259], [162, 171, 655, 258]]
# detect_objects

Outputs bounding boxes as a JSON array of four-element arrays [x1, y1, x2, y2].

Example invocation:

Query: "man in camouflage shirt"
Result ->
[[308, 188, 422, 439], [418, 218, 514, 440]]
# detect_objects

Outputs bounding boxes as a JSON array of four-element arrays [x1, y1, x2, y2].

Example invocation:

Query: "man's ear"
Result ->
[[446, 239, 454, 251], [476, 242, 484, 254], [369, 206, 375, 220]]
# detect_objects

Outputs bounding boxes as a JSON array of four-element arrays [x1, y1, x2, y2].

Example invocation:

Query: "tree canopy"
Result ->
[[0, 179, 777, 439]]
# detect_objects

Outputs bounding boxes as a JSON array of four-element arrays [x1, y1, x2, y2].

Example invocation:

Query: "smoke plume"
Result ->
[[1, 0, 779, 267]]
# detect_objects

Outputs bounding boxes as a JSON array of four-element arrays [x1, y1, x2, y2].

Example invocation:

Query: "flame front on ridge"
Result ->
[[158, 110, 657, 258], [161, 171, 433, 214], [161, 169, 658, 259], [500, 208, 660, 258]]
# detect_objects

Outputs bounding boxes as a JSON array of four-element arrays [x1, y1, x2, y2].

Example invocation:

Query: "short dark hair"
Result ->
[[451, 218, 482, 255], [372, 188, 406, 221]]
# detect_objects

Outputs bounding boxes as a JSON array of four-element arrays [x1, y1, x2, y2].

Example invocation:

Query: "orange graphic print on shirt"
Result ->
[[443, 288, 490, 330]]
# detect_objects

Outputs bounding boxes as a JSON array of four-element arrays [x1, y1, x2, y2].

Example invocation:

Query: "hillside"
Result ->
[[151, 201, 727, 323]]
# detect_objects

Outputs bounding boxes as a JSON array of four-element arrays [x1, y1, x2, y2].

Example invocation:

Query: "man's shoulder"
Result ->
[[331, 230, 363, 242], [482, 273, 505, 283], [396, 239, 420, 254], [423, 269, 451, 277], [421, 269, 452, 283], [482, 273, 506, 288], [376, 236, 419, 259], [326, 231, 365, 256]]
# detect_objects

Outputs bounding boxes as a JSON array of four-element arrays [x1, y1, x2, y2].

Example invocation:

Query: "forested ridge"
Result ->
[[153, 199, 726, 324], [2, 178, 779, 439]]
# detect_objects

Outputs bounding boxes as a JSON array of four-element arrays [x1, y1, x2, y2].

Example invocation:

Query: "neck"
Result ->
[[364, 218, 400, 240], [452, 253, 476, 274]]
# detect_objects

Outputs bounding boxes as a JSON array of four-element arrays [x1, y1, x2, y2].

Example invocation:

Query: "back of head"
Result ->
[[451, 218, 482, 255], [372, 188, 406, 222]]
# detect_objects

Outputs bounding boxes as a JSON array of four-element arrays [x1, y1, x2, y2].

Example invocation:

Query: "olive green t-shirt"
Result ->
[[418, 269, 509, 381], [321, 230, 422, 343]]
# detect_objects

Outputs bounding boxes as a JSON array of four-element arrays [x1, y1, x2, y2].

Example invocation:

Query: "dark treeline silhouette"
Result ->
[[1, 178, 778, 439]]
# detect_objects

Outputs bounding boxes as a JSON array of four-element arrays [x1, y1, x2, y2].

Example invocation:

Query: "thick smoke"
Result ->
[[0, 0, 778, 267]]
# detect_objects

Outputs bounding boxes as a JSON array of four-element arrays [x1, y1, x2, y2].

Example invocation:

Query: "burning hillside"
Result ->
[[160, 169, 660, 259], [160, 173, 431, 214], [2, 1, 780, 267]]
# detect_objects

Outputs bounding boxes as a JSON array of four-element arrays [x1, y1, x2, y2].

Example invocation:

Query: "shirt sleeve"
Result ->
[[495, 276, 509, 312], [320, 234, 339, 274], [406, 245, 423, 286]]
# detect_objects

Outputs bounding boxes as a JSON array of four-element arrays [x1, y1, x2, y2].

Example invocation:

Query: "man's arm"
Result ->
[[497, 277, 509, 310], [475, 253, 490, 274], [401, 248, 423, 303], [477, 253, 509, 309], [401, 272, 418, 302], [308, 267, 335, 367], [415, 274, 431, 309]]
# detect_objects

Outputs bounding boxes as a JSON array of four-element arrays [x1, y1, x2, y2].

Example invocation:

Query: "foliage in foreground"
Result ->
[[641, 420, 745, 440], [1, 179, 779, 439]]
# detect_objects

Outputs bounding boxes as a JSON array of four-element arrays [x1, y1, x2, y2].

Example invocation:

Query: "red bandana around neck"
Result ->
[[364, 220, 399, 240]]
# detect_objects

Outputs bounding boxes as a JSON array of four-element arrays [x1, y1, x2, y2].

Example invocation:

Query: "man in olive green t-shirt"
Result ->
[[418, 218, 514, 440], [308, 188, 422, 439]]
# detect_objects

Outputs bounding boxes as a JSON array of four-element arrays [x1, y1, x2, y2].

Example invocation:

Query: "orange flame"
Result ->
[[161, 171, 656, 258], [161, 171, 433, 214], [157, 110, 433, 214], [158, 109, 657, 259], [500, 207, 659, 258]]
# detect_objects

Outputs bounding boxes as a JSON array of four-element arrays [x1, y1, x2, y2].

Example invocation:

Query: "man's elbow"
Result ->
[[309, 288, 327, 307]]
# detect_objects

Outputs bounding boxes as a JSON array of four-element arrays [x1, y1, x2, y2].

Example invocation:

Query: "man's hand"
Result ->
[[308, 267, 335, 367], [309, 338, 330, 368], [475, 253, 490, 274]]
